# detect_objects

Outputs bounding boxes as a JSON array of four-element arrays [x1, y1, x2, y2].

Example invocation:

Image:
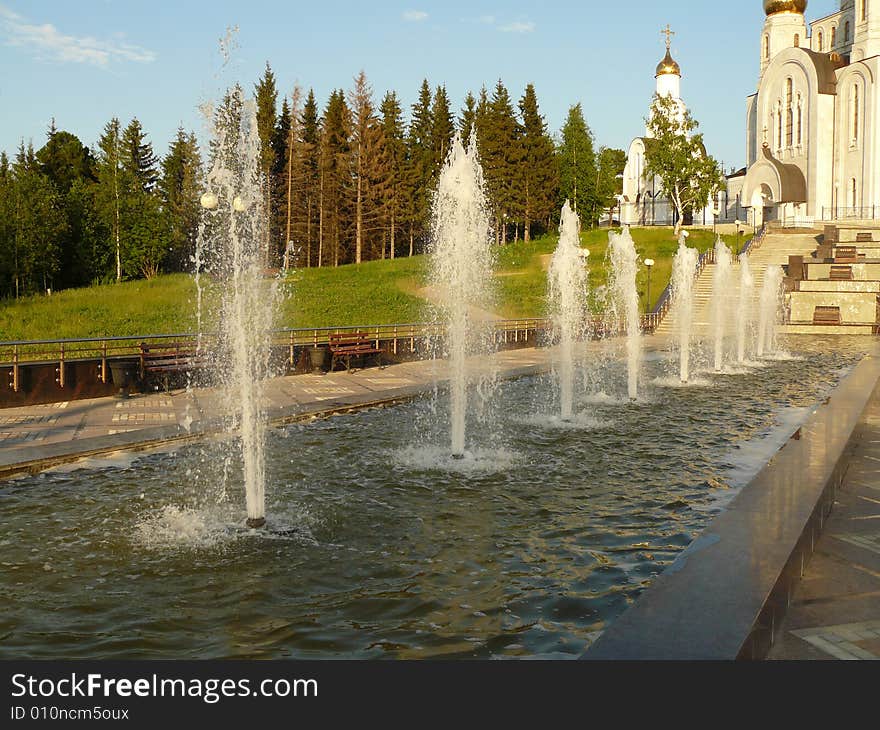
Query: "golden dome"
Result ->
[[655, 49, 681, 77], [764, 0, 807, 15]]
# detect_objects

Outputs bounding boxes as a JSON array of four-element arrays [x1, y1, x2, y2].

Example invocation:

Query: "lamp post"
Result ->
[[644, 258, 655, 315], [713, 205, 720, 235], [734, 219, 743, 255]]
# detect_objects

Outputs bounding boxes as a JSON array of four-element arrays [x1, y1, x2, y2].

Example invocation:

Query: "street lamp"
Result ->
[[712, 204, 720, 235], [644, 258, 655, 314], [734, 218, 743, 254]]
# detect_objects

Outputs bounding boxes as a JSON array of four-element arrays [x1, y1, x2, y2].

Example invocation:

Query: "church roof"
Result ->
[[655, 49, 681, 78]]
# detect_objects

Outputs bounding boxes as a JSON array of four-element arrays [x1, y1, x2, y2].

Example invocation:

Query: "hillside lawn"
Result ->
[[0, 227, 749, 342]]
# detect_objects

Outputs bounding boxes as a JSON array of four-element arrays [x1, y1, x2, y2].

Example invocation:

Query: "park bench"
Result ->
[[139, 341, 210, 391], [813, 306, 841, 326], [834, 246, 858, 263], [830, 265, 854, 281], [328, 333, 384, 372]]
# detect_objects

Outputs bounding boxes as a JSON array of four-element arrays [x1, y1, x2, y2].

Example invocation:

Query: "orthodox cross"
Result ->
[[762, 125, 769, 147], [662, 24, 675, 51]]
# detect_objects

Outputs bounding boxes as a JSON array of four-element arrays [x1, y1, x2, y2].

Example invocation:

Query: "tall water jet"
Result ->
[[737, 253, 755, 364], [757, 264, 784, 358], [548, 202, 588, 420], [670, 232, 699, 383], [711, 237, 733, 372], [198, 86, 279, 528], [608, 226, 641, 400], [429, 135, 494, 458]]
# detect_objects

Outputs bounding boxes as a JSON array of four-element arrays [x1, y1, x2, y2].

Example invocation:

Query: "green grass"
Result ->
[[0, 227, 751, 342]]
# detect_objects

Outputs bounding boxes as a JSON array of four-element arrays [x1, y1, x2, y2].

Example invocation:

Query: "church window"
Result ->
[[777, 106, 783, 150], [764, 35, 770, 60], [862, 0, 868, 22], [852, 178, 858, 207], [852, 84, 860, 144], [832, 26, 837, 48], [797, 97, 803, 146], [818, 30, 824, 52], [785, 80, 794, 148], [845, 21, 851, 44], [794, 34, 800, 48]]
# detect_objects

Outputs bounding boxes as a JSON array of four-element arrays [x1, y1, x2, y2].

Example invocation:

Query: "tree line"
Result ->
[[0, 65, 625, 299]]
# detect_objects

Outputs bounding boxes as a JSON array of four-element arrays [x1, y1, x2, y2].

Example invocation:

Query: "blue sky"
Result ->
[[0, 1, 839, 170]]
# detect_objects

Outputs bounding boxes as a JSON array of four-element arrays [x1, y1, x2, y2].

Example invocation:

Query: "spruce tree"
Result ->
[[430, 85, 455, 169], [255, 63, 278, 262], [160, 128, 203, 272], [459, 92, 477, 147], [297, 90, 320, 267], [406, 79, 434, 254], [380, 91, 406, 259], [518, 84, 558, 241], [95, 118, 124, 282], [557, 104, 598, 226], [481, 80, 522, 243], [272, 95, 292, 264], [319, 90, 351, 266]]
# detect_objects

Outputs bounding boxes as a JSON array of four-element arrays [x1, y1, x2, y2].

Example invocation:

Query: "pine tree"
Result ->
[[430, 85, 455, 170], [406, 79, 434, 255], [255, 63, 278, 263], [272, 95, 292, 265], [319, 90, 351, 266], [120, 119, 166, 278], [160, 128, 203, 272], [557, 104, 598, 226], [297, 90, 321, 267], [481, 80, 522, 243], [380, 91, 406, 260], [517, 84, 558, 241], [459, 92, 477, 147], [348, 71, 376, 265]]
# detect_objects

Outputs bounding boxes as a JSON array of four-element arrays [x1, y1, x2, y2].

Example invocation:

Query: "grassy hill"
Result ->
[[0, 227, 747, 342]]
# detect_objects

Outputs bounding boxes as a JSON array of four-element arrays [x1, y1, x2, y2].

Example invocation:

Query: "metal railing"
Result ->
[[821, 206, 880, 221], [0, 314, 671, 394]]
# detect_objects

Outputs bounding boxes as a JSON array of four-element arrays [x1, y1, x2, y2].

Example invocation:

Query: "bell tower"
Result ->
[[761, 1, 808, 77]]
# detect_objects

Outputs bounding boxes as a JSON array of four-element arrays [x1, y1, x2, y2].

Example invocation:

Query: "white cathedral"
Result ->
[[624, 1, 880, 229]]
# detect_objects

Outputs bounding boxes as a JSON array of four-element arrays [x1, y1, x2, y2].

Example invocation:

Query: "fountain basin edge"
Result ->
[[584, 346, 880, 660]]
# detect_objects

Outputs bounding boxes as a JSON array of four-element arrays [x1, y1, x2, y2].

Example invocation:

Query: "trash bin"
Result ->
[[108, 359, 140, 399], [308, 347, 327, 374]]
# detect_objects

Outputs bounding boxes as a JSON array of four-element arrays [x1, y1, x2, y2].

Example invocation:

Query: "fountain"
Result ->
[[548, 202, 589, 420], [711, 237, 733, 372], [757, 264, 784, 358], [428, 135, 494, 458], [670, 232, 699, 382], [737, 253, 755, 364], [608, 226, 641, 400], [198, 86, 279, 529]]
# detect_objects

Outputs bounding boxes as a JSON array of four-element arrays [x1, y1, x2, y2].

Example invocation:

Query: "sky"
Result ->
[[0, 1, 841, 171]]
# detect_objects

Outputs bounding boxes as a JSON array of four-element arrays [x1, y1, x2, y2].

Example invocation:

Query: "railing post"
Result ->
[[289, 331, 295, 370], [393, 325, 398, 355], [101, 340, 108, 384], [12, 345, 19, 393], [57, 343, 65, 389]]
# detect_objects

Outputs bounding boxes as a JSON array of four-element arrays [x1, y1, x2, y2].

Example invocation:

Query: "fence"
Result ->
[[820, 206, 880, 221]]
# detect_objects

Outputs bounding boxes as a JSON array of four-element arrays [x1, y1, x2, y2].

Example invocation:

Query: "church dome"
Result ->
[[764, 0, 807, 15], [655, 49, 681, 77]]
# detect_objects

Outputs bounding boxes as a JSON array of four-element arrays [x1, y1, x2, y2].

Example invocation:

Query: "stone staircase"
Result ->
[[656, 231, 820, 337]]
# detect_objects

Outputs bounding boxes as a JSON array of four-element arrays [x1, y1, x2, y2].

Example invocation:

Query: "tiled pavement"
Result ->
[[0, 345, 562, 474], [768, 386, 880, 660]]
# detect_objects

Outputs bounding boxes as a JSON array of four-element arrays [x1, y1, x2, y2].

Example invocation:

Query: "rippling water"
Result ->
[[0, 337, 869, 659]]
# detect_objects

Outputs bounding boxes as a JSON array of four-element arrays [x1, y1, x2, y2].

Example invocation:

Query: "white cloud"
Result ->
[[500, 21, 535, 34], [0, 3, 155, 67], [478, 15, 496, 25], [402, 10, 429, 22]]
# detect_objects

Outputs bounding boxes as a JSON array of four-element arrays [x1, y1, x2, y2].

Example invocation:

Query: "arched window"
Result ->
[[764, 35, 770, 60], [862, 0, 868, 22], [818, 30, 824, 52], [794, 34, 800, 47], [852, 178, 858, 207], [852, 84, 860, 144], [785, 79, 794, 147], [832, 26, 837, 48], [797, 95, 803, 146], [845, 21, 851, 43], [777, 105, 783, 150]]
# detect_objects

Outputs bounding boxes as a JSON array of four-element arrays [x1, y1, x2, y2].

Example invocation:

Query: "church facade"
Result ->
[[620, 28, 714, 227], [743, 0, 880, 226]]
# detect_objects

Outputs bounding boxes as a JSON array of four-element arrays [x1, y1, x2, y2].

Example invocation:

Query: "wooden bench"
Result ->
[[834, 246, 858, 263], [830, 265, 854, 281], [328, 333, 384, 372], [813, 306, 841, 325], [140, 341, 210, 391]]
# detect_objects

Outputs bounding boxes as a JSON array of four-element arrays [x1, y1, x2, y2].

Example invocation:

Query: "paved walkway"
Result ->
[[768, 381, 880, 660], [0, 346, 559, 478]]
